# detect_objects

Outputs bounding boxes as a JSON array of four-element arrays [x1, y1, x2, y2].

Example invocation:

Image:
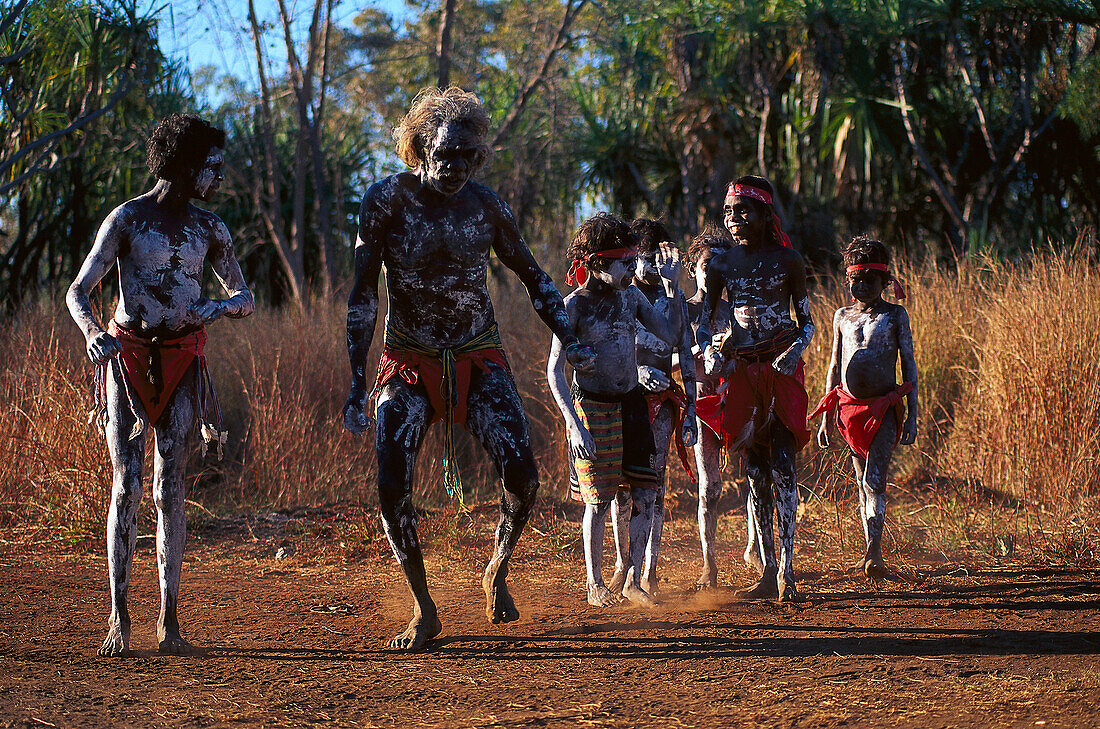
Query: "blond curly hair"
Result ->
[[393, 87, 491, 170]]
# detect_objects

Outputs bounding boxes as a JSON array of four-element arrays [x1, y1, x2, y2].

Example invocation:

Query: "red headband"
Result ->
[[566, 247, 637, 286], [846, 263, 906, 300], [725, 183, 792, 248]]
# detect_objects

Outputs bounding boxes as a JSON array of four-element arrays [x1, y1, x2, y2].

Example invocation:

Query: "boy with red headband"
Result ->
[[548, 213, 681, 608], [698, 175, 814, 602], [809, 236, 918, 579]]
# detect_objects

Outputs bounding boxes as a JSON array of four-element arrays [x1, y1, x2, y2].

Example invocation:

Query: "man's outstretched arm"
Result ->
[[343, 187, 387, 433], [486, 191, 594, 371]]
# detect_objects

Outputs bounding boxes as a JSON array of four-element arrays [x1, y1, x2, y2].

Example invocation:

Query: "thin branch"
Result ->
[[490, 0, 588, 149]]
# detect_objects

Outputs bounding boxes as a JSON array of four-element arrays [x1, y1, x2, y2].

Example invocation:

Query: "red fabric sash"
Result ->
[[108, 320, 206, 426], [846, 263, 906, 300], [566, 247, 637, 286], [695, 359, 810, 451], [808, 382, 914, 460], [374, 346, 510, 426], [644, 379, 694, 477]]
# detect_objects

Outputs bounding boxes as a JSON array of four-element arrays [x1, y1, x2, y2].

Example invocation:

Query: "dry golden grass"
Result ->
[[1, 243, 1097, 563]]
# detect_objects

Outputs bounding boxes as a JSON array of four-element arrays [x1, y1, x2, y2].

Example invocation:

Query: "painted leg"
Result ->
[[743, 486, 764, 575], [622, 485, 658, 607], [770, 427, 804, 603], [861, 418, 898, 581], [606, 491, 630, 594], [848, 455, 870, 574], [99, 362, 145, 657], [375, 380, 440, 651], [466, 366, 542, 624], [583, 501, 617, 606], [695, 421, 722, 589], [641, 402, 673, 596], [152, 375, 197, 654], [735, 449, 780, 600]]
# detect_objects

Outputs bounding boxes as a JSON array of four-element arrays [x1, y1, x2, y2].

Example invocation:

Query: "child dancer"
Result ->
[[607, 218, 697, 598], [810, 236, 918, 579], [547, 213, 680, 607]]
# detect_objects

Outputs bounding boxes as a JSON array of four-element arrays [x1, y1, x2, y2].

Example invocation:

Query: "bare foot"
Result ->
[[483, 562, 520, 624], [98, 622, 130, 657], [587, 583, 619, 607], [778, 580, 806, 603], [847, 558, 868, 574], [621, 582, 658, 608], [864, 559, 888, 581], [158, 634, 197, 655], [743, 547, 765, 575], [640, 574, 659, 598], [606, 568, 627, 594], [735, 575, 780, 600], [388, 613, 443, 651], [695, 565, 719, 591]]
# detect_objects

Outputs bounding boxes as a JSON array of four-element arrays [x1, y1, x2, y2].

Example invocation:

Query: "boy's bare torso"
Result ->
[[834, 302, 907, 398], [567, 287, 644, 395], [715, 246, 800, 348]]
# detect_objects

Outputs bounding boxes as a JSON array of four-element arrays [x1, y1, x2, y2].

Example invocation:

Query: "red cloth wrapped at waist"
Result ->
[[373, 331, 510, 427], [108, 320, 206, 425], [808, 382, 914, 460], [695, 359, 810, 451], [645, 379, 694, 477]]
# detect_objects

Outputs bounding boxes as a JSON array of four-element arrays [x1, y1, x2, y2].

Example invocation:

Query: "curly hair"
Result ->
[[393, 87, 491, 170], [729, 174, 782, 248], [687, 222, 733, 271], [146, 114, 226, 181], [843, 235, 891, 282], [629, 217, 673, 255], [567, 213, 634, 264]]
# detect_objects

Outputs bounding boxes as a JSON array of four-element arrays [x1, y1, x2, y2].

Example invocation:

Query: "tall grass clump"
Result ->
[[0, 302, 110, 529], [943, 244, 1100, 507]]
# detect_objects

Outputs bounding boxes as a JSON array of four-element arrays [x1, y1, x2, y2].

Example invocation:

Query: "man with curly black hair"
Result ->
[[343, 87, 596, 651], [67, 113, 253, 656]]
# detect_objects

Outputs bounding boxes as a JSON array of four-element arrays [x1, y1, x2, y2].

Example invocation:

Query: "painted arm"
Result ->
[[488, 193, 595, 373], [817, 309, 844, 448], [676, 290, 698, 448], [342, 186, 387, 435], [773, 251, 815, 376], [632, 286, 675, 347], [546, 304, 595, 460], [699, 259, 727, 375], [897, 307, 919, 445], [66, 205, 125, 365], [192, 217, 255, 323]]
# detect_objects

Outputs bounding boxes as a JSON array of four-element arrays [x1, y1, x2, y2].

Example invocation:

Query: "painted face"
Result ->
[[192, 148, 225, 201], [591, 255, 636, 290], [723, 196, 766, 244], [693, 246, 729, 291], [423, 121, 481, 196], [846, 269, 888, 304], [634, 249, 659, 283]]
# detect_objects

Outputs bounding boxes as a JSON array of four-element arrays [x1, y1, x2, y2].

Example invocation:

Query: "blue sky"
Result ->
[[142, 0, 412, 98]]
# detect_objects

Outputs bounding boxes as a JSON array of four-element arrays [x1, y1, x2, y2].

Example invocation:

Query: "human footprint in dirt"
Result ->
[[698, 176, 814, 603], [548, 213, 680, 609], [66, 114, 254, 656], [607, 218, 697, 599], [809, 236, 918, 580], [342, 88, 595, 651]]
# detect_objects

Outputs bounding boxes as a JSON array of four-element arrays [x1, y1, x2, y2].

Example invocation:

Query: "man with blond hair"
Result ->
[[343, 87, 595, 651]]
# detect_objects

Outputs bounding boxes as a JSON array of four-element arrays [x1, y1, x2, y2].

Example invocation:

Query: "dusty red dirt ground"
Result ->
[[2, 502, 1099, 728]]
